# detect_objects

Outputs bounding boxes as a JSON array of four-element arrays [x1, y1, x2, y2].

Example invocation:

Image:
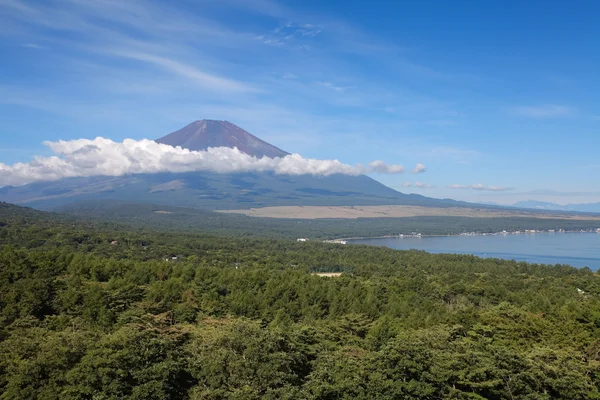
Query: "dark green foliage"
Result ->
[[56, 199, 600, 239], [1, 202, 600, 399]]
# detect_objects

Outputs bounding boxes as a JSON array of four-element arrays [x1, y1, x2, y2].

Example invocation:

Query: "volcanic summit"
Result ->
[[156, 119, 289, 158]]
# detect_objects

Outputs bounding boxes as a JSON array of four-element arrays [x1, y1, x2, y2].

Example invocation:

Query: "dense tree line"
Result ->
[[1, 202, 599, 399], [56, 199, 600, 239]]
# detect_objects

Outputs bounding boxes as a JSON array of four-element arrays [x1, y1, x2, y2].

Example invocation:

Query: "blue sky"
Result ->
[[1, 0, 599, 204]]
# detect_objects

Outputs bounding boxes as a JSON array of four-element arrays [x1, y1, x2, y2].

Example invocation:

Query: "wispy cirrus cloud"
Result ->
[[254, 20, 322, 47], [110, 51, 255, 93], [274, 22, 322, 38], [255, 36, 285, 46], [512, 104, 575, 118], [21, 43, 45, 49], [316, 81, 350, 93], [448, 183, 513, 191]]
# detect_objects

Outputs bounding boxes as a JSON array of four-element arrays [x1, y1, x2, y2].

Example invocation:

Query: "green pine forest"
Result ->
[[55, 199, 600, 239], [1, 202, 599, 399]]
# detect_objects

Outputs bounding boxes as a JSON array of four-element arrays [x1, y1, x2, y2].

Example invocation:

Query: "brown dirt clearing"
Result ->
[[218, 205, 600, 220]]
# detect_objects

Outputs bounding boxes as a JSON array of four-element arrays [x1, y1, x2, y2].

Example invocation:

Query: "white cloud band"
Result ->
[[0, 137, 411, 186]]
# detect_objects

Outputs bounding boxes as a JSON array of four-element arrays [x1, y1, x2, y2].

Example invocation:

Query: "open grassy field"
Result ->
[[219, 205, 600, 220]]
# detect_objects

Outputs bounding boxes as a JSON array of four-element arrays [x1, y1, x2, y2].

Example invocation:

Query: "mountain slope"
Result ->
[[0, 171, 467, 210], [156, 119, 289, 158], [0, 120, 468, 210]]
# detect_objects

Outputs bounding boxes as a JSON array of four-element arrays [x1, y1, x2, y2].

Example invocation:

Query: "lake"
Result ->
[[348, 232, 600, 270]]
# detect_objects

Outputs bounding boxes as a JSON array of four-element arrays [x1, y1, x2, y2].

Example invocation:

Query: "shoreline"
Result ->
[[335, 231, 600, 270], [335, 229, 600, 242]]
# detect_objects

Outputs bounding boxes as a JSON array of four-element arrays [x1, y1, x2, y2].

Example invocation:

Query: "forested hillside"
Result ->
[[56, 200, 600, 239], [1, 202, 599, 399]]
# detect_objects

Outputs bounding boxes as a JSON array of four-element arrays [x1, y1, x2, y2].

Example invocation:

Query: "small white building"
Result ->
[[297, 238, 308, 242]]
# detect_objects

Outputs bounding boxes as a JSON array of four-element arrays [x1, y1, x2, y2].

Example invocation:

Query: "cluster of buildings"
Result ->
[[297, 238, 347, 244], [323, 239, 348, 244], [459, 228, 600, 236]]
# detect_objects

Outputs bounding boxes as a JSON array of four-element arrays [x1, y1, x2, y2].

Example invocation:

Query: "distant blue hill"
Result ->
[[511, 200, 600, 214]]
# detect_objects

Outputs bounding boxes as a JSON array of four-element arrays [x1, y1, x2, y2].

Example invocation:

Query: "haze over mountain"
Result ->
[[156, 120, 289, 158], [0, 120, 466, 211], [511, 200, 600, 214]]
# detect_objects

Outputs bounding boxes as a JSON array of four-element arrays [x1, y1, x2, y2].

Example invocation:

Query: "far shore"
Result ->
[[332, 229, 600, 242]]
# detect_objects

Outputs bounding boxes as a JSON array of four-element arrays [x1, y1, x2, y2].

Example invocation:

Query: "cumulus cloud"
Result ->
[[401, 181, 434, 189], [414, 181, 434, 188], [0, 137, 411, 186], [447, 183, 512, 191], [413, 163, 426, 173], [368, 160, 404, 174]]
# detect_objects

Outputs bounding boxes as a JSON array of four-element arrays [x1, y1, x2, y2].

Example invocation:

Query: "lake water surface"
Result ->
[[348, 232, 600, 270]]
